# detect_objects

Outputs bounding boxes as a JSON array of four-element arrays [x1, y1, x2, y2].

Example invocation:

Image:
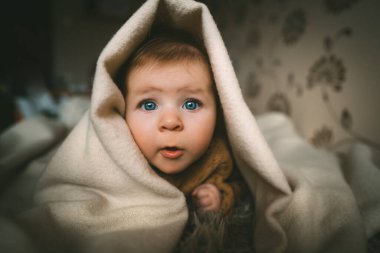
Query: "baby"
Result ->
[[118, 28, 242, 215]]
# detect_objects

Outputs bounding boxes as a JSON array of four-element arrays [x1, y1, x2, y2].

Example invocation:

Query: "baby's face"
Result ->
[[125, 60, 217, 174]]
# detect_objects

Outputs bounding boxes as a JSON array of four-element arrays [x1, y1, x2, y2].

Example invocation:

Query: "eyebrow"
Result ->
[[132, 86, 164, 95], [131, 86, 209, 95], [180, 87, 207, 93]]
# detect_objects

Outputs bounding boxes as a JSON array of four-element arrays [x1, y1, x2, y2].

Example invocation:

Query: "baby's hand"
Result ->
[[191, 183, 221, 213]]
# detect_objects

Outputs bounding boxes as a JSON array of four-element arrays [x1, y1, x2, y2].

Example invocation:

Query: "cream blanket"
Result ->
[[14, 0, 379, 252]]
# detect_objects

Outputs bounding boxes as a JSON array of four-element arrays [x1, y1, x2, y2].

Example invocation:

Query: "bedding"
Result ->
[[0, 0, 380, 252], [1, 112, 379, 253]]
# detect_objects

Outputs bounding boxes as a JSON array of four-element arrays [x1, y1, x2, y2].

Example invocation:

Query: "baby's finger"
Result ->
[[194, 195, 212, 207], [194, 189, 211, 199], [191, 184, 210, 196]]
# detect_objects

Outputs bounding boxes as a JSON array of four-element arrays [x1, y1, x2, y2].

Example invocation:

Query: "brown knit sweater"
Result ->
[[160, 135, 244, 216]]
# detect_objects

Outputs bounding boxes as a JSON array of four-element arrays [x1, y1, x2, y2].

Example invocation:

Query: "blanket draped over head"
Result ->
[[21, 0, 378, 252]]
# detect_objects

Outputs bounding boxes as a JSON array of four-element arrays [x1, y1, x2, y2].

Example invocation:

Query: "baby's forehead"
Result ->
[[126, 57, 213, 82], [130, 57, 211, 74], [125, 58, 216, 95]]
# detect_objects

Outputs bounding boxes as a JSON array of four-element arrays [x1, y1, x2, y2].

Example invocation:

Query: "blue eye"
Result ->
[[183, 99, 200, 110], [141, 101, 157, 111]]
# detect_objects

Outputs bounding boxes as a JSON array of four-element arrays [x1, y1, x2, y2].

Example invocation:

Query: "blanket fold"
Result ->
[[18, 0, 379, 252], [0, 116, 66, 181]]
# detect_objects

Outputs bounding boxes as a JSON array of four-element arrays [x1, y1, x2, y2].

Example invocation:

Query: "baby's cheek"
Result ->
[[128, 118, 155, 156]]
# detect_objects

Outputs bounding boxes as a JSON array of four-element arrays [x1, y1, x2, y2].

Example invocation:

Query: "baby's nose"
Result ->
[[159, 110, 183, 131]]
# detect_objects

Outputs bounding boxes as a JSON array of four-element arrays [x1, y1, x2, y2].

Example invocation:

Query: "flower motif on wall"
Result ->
[[307, 54, 345, 92], [234, 2, 249, 25], [324, 27, 353, 52], [340, 108, 353, 130], [311, 126, 334, 148], [287, 72, 303, 96], [246, 28, 261, 48], [324, 0, 358, 14], [282, 9, 307, 45], [245, 72, 261, 98], [266, 92, 291, 115]]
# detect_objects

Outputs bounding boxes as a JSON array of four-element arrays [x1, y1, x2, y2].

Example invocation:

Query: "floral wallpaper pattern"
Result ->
[[324, 0, 358, 14], [206, 0, 380, 164], [307, 54, 345, 92], [266, 92, 291, 115], [282, 9, 306, 45]]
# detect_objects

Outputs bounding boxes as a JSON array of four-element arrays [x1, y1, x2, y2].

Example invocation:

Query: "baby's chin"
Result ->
[[155, 166, 187, 175], [150, 162, 189, 175]]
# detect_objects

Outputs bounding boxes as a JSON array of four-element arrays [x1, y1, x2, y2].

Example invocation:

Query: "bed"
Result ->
[[1, 109, 379, 253]]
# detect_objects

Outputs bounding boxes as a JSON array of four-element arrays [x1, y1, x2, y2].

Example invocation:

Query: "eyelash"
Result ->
[[138, 100, 157, 111], [183, 98, 202, 110], [137, 98, 203, 111]]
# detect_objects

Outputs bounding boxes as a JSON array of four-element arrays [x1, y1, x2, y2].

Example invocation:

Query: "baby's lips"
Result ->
[[160, 147, 183, 159]]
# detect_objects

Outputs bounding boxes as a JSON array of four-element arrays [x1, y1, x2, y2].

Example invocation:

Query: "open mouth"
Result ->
[[165, 147, 179, 151], [160, 147, 183, 159]]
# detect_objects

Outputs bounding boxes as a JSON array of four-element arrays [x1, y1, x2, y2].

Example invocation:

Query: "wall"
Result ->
[[209, 0, 380, 164], [51, 0, 380, 164], [52, 0, 133, 91], [0, 0, 52, 130]]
